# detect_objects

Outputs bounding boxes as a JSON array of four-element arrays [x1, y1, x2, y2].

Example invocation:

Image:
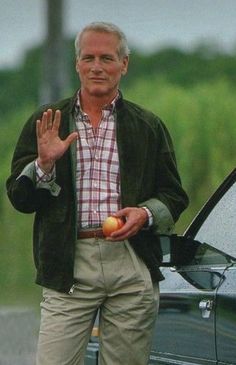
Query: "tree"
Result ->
[[40, 0, 69, 103]]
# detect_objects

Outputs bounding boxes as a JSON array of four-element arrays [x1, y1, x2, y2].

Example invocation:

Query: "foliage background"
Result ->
[[1, 41, 236, 307]]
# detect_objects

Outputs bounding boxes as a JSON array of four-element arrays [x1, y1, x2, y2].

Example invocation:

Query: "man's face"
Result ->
[[76, 30, 129, 100]]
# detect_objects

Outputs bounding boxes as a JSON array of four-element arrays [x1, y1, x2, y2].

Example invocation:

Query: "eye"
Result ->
[[102, 55, 114, 62], [81, 55, 94, 62]]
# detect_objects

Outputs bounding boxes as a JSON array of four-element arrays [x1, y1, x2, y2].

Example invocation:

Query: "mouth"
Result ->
[[90, 77, 106, 82]]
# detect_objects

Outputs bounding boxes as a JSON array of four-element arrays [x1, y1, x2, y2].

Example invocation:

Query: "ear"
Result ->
[[121, 56, 129, 76], [75, 57, 80, 73]]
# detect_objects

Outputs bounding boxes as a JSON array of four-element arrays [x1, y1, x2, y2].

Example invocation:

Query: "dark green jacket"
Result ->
[[6, 93, 189, 293]]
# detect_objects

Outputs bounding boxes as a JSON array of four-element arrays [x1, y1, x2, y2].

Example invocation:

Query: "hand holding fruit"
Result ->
[[102, 207, 148, 241]]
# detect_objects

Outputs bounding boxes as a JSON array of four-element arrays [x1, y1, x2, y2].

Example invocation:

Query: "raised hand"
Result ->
[[36, 109, 78, 173]]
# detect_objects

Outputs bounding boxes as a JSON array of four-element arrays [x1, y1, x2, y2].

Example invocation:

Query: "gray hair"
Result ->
[[75, 22, 131, 59]]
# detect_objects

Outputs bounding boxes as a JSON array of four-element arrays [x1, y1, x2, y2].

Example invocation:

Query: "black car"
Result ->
[[85, 168, 236, 365]]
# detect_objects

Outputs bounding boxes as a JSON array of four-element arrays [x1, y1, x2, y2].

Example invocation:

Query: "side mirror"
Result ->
[[160, 234, 200, 267]]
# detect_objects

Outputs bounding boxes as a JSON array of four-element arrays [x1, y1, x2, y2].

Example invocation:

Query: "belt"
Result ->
[[77, 228, 105, 239]]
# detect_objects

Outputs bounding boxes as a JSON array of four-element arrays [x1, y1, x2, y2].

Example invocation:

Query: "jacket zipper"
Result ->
[[68, 284, 76, 295]]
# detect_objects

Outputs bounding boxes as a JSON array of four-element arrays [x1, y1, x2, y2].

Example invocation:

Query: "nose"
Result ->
[[91, 59, 103, 73]]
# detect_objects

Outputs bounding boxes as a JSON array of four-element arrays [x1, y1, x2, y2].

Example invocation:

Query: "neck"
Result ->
[[79, 90, 118, 114]]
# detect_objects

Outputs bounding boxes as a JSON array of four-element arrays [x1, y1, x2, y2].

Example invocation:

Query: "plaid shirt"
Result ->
[[75, 94, 121, 228]]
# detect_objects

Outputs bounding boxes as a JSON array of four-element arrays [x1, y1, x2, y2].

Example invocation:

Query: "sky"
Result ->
[[1, 0, 236, 69]]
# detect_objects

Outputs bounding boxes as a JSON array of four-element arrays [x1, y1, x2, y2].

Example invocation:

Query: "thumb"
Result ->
[[114, 208, 129, 218], [65, 132, 78, 146]]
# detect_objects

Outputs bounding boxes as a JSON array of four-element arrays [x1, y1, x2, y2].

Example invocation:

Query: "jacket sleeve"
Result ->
[[139, 198, 175, 234], [141, 118, 189, 234], [158, 120, 189, 219]]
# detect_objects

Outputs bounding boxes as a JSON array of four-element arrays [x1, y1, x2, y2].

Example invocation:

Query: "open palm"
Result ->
[[36, 109, 78, 173]]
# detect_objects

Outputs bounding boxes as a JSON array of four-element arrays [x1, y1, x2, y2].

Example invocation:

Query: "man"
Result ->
[[6, 22, 188, 365]]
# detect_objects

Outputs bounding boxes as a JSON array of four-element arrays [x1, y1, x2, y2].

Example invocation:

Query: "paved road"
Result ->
[[0, 308, 39, 365]]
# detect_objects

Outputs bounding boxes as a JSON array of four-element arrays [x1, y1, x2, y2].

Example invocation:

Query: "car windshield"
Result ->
[[194, 181, 236, 259]]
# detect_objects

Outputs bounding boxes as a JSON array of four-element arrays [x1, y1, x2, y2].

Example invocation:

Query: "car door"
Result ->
[[215, 264, 236, 365], [191, 172, 236, 365], [150, 169, 236, 365]]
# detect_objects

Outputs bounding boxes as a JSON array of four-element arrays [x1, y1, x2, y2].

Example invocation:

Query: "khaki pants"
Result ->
[[36, 238, 159, 365]]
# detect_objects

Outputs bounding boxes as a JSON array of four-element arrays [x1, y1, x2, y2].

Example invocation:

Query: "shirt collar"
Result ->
[[75, 90, 120, 114]]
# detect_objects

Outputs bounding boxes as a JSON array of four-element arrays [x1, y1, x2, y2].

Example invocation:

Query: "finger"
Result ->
[[108, 228, 135, 241], [110, 220, 133, 238], [52, 110, 61, 131], [47, 109, 53, 129], [36, 119, 42, 139], [113, 208, 129, 218], [41, 111, 49, 134]]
